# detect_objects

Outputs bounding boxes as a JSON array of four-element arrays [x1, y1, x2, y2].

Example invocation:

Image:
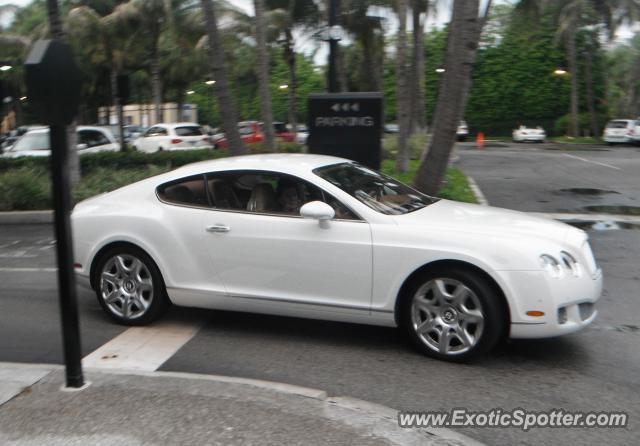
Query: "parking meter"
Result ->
[[24, 39, 85, 388]]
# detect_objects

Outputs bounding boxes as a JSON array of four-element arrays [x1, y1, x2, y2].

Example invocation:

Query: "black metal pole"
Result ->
[[328, 0, 340, 93], [50, 125, 84, 388]]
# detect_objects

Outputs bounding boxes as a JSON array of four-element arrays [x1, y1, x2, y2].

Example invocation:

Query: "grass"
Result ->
[[0, 146, 478, 211], [381, 160, 478, 204], [549, 136, 602, 144]]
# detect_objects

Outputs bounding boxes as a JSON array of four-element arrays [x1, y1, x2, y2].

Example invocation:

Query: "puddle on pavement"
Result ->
[[558, 188, 620, 195], [566, 220, 640, 231], [583, 205, 640, 216]]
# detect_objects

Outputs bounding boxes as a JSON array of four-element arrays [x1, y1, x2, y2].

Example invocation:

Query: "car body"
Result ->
[[72, 154, 602, 361], [1, 126, 120, 158], [512, 125, 546, 143], [132, 122, 212, 153], [384, 123, 399, 134], [603, 119, 636, 144], [295, 124, 309, 145], [215, 121, 298, 148], [273, 122, 296, 143], [456, 121, 469, 141]]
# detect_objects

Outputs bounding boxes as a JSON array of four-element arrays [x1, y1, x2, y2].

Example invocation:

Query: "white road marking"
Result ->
[[0, 267, 57, 272], [0, 241, 20, 249], [562, 153, 621, 170], [82, 318, 205, 372], [467, 176, 489, 206], [0, 251, 37, 258]]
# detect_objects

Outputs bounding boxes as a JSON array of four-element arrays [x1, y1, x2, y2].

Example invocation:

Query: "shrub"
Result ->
[[0, 167, 51, 211]]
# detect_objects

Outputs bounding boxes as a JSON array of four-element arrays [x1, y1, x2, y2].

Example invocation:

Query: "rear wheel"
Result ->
[[94, 246, 169, 325], [400, 268, 505, 362]]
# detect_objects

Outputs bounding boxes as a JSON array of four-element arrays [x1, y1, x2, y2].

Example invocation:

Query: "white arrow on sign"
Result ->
[[330, 102, 361, 112], [331, 103, 340, 112]]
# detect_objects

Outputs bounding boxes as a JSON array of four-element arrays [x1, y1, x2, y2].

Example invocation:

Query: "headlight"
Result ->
[[540, 254, 563, 278], [560, 251, 582, 277]]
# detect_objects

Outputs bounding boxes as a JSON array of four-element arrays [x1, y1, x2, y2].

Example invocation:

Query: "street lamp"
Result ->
[[553, 68, 568, 75], [279, 84, 288, 90], [205, 80, 216, 85], [186, 90, 195, 95], [0, 65, 12, 72], [435, 67, 445, 73]]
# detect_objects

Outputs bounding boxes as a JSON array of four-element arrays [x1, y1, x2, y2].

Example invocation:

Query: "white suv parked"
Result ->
[[132, 122, 212, 153], [603, 119, 637, 144]]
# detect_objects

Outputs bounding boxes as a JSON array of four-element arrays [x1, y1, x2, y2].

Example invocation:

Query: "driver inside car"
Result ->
[[276, 180, 303, 214]]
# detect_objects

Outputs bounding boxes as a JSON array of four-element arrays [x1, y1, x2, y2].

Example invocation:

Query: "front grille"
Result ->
[[578, 302, 595, 321]]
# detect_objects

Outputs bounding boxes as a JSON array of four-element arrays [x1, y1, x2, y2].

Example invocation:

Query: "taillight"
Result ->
[[202, 137, 209, 141], [171, 138, 182, 144]]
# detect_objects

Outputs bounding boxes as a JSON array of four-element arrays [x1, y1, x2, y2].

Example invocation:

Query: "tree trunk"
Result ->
[[413, 0, 481, 195], [566, 28, 579, 137], [46, 0, 80, 185], [201, 0, 246, 155], [284, 28, 297, 138], [584, 45, 599, 137], [253, 0, 276, 151], [409, 1, 426, 134], [150, 38, 163, 125], [395, 0, 410, 173]]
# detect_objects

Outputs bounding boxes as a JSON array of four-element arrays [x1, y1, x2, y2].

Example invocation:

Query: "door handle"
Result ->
[[206, 224, 230, 233]]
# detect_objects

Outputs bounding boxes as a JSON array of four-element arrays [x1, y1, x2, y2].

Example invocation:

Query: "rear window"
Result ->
[[175, 126, 204, 136], [274, 123, 288, 133], [157, 175, 209, 207], [606, 121, 630, 129]]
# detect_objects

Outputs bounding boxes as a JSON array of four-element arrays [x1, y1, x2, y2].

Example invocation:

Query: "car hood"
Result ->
[[394, 199, 578, 245]]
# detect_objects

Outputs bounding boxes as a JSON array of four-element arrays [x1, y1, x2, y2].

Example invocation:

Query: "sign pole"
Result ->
[[50, 125, 84, 388], [24, 38, 85, 389]]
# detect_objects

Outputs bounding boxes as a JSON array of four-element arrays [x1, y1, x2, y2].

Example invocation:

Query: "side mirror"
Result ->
[[300, 201, 335, 221], [76, 143, 88, 150]]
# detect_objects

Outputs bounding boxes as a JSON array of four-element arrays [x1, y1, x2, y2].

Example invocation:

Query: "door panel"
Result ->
[[203, 211, 372, 310]]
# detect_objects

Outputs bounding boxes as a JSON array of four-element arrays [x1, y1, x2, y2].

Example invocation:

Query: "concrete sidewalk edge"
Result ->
[[0, 362, 485, 446]]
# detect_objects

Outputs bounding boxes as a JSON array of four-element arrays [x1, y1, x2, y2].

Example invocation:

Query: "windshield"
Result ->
[[12, 132, 50, 152], [314, 163, 438, 215]]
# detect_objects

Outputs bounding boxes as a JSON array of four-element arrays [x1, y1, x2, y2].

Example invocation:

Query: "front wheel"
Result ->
[[95, 246, 169, 325], [400, 269, 505, 362]]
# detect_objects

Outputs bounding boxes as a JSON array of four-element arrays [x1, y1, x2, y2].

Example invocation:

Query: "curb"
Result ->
[[0, 362, 485, 446]]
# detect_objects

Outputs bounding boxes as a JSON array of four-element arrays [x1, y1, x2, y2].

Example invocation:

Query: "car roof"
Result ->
[[155, 122, 201, 128], [172, 153, 351, 177], [21, 125, 110, 134]]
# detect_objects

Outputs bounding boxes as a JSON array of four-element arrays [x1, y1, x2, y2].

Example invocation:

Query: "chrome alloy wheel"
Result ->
[[100, 254, 154, 320], [411, 278, 485, 355]]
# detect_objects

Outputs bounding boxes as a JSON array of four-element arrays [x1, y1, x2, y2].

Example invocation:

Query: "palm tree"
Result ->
[[266, 0, 320, 136], [45, 0, 81, 185], [408, 0, 428, 134], [414, 0, 487, 195], [395, 0, 410, 173], [200, 0, 246, 155], [254, 0, 276, 151]]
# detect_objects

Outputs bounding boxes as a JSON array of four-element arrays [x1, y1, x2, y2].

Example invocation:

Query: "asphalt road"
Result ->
[[1, 143, 639, 445]]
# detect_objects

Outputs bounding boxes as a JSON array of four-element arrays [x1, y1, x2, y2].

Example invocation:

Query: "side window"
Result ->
[[204, 170, 359, 220], [157, 175, 209, 207], [146, 126, 167, 137], [78, 130, 110, 148]]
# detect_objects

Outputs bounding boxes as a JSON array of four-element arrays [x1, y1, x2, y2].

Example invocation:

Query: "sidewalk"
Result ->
[[0, 363, 483, 446]]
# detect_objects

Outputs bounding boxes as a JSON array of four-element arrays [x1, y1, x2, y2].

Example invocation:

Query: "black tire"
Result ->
[[93, 245, 170, 326], [399, 267, 506, 362]]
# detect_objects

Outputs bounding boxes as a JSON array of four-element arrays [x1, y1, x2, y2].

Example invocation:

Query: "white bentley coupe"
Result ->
[[72, 154, 602, 361]]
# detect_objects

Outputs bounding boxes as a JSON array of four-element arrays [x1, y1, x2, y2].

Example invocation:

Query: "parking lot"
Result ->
[[1, 143, 639, 445]]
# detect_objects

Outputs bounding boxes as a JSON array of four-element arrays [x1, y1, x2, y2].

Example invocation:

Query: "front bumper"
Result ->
[[502, 267, 603, 339]]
